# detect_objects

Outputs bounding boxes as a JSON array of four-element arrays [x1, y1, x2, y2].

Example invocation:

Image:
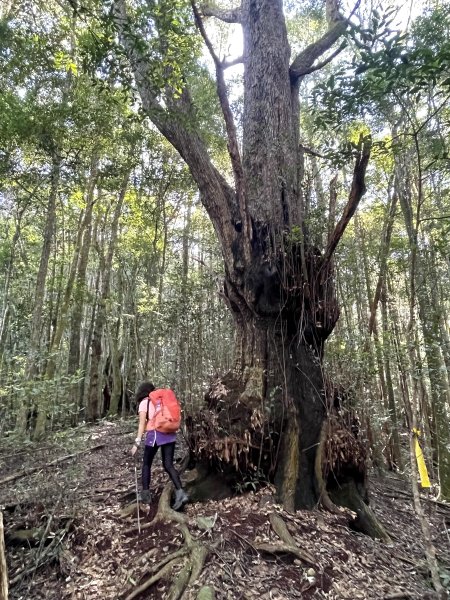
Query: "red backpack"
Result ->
[[147, 389, 181, 433]]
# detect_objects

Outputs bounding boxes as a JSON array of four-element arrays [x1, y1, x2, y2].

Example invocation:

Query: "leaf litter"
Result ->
[[0, 420, 448, 599]]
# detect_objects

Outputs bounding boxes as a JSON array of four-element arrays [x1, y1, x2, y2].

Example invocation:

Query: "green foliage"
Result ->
[[313, 4, 450, 130]]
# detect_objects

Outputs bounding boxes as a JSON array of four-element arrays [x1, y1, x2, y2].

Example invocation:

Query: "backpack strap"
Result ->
[[147, 396, 150, 422]]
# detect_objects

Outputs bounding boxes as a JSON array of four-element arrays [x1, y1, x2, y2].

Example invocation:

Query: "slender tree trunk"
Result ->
[[26, 154, 61, 379], [396, 147, 450, 498], [380, 288, 403, 470], [0, 511, 8, 600], [76, 266, 100, 423], [0, 204, 27, 362], [67, 154, 99, 417], [178, 200, 192, 400], [86, 171, 130, 421], [44, 210, 85, 382], [108, 270, 124, 415], [16, 154, 61, 434]]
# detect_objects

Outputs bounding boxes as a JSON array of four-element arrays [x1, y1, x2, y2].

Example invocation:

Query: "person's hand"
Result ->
[[131, 444, 138, 457]]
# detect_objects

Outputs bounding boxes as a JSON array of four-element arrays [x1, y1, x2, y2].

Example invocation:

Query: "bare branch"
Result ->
[[223, 55, 243, 69], [201, 3, 242, 23], [299, 143, 326, 159], [290, 21, 347, 81], [290, 0, 361, 82], [297, 40, 347, 77], [321, 136, 371, 269], [192, 1, 252, 256]]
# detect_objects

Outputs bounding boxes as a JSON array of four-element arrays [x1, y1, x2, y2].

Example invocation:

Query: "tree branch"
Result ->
[[297, 40, 347, 77], [223, 55, 243, 69], [321, 136, 371, 269], [290, 0, 361, 82], [191, 1, 252, 256], [113, 0, 240, 270], [200, 4, 242, 23], [290, 21, 347, 81], [299, 143, 326, 159]]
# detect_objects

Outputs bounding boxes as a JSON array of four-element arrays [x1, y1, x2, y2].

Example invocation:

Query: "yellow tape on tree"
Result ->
[[412, 429, 431, 488]]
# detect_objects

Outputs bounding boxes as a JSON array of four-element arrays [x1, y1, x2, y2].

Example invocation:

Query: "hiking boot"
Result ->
[[172, 488, 188, 511], [139, 489, 151, 504]]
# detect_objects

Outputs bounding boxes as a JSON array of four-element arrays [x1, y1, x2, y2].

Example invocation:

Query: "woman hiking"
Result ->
[[131, 381, 188, 510]]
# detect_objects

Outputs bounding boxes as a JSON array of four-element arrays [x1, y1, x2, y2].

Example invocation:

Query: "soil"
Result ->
[[1, 420, 449, 599]]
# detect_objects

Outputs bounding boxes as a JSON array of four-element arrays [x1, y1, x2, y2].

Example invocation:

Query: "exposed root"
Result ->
[[197, 586, 215, 600], [330, 480, 391, 542], [122, 482, 210, 600], [259, 513, 316, 566], [197, 585, 215, 600], [253, 542, 316, 564], [123, 557, 181, 600]]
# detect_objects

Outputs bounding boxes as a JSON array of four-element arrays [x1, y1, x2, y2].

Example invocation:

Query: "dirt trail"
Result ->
[[1, 421, 448, 599]]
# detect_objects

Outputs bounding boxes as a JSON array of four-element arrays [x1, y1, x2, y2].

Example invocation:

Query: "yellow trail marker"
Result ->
[[412, 429, 431, 488]]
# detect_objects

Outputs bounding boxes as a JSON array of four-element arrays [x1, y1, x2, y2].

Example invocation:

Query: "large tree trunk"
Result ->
[[189, 244, 340, 509], [114, 0, 369, 511]]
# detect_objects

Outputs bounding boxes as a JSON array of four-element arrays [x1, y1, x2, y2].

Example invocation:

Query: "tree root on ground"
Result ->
[[122, 484, 210, 600], [329, 480, 391, 542], [252, 513, 316, 566]]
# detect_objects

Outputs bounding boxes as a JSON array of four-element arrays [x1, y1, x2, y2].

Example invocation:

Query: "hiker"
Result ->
[[131, 381, 189, 510]]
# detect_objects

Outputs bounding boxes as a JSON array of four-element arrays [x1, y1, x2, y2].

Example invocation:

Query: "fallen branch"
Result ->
[[0, 444, 105, 486], [9, 519, 73, 585], [380, 485, 450, 513]]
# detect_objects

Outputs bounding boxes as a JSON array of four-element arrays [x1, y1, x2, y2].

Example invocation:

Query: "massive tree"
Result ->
[[114, 0, 370, 510]]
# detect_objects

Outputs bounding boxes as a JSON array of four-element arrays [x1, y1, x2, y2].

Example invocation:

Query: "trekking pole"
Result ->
[[134, 457, 141, 535]]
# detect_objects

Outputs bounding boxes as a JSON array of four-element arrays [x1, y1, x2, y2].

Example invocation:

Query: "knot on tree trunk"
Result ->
[[227, 239, 339, 352]]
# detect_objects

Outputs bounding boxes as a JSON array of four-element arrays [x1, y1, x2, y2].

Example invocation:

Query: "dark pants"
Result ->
[[142, 442, 182, 490]]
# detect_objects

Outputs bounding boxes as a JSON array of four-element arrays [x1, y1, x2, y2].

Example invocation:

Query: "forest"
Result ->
[[0, 0, 450, 598]]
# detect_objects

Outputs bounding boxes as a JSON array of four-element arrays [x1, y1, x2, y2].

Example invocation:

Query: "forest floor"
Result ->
[[1, 420, 449, 600]]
